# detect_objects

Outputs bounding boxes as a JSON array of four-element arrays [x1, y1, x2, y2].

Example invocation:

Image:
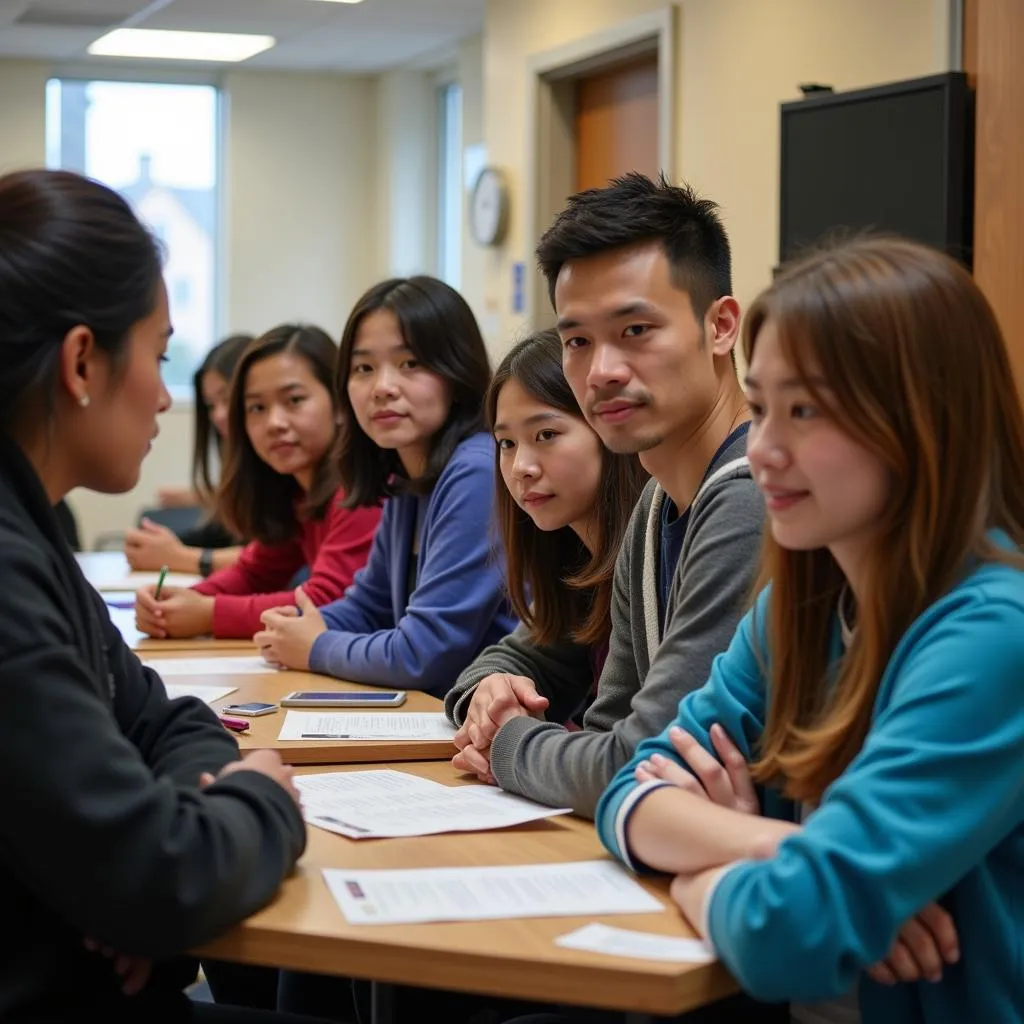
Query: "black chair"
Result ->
[[136, 505, 205, 538]]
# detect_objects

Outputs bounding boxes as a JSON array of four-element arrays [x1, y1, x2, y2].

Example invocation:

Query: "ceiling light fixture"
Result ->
[[88, 28, 276, 63]]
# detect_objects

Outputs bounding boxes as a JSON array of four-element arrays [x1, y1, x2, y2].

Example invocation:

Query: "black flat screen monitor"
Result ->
[[779, 72, 972, 266]]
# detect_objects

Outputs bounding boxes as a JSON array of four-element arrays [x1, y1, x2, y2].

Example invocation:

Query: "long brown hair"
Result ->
[[191, 332, 253, 507], [487, 329, 648, 649], [218, 324, 340, 545], [746, 236, 1024, 803]]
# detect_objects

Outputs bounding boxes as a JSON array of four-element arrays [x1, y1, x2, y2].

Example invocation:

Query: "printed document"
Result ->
[[295, 769, 569, 838], [323, 860, 665, 925], [278, 711, 456, 742]]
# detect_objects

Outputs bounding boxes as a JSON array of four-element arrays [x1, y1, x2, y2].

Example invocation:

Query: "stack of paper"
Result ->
[[95, 571, 203, 592], [295, 768, 569, 838], [278, 711, 456, 742], [323, 860, 665, 925], [555, 923, 716, 963], [143, 656, 278, 677], [163, 682, 237, 705]]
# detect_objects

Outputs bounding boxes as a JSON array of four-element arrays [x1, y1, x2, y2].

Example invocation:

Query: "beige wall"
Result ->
[[456, 34, 489, 336], [376, 66, 438, 278], [0, 1, 952, 544], [223, 70, 380, 338], [0, 60, 48, 175], [0, 60, 382, 547], [480, 0, 952, 347]]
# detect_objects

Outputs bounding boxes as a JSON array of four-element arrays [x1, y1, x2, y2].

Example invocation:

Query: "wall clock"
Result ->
[[469, 166, 510, 247]]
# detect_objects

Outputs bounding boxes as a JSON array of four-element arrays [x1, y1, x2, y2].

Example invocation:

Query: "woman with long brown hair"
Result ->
[[135, 324, 381, 639], [444, 329, 643, 774], [446, 328, 648, 772], [596, 237, 1024, 1023], [124, 331, 251, 575]]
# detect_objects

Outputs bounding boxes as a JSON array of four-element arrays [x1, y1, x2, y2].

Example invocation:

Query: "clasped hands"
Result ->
[[645, 723, 960, 987], [451, 673, 550, 783], [254, 587, 327, 670]]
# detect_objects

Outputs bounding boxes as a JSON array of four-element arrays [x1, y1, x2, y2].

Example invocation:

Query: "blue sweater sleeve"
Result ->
[[708, 592, 1024, 1003], [307, 442, 512, 696], [314, 502, 397, 637], [595, 594, 769, 862]]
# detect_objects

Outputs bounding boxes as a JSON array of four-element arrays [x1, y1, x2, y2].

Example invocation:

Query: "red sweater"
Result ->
[[192, 489, 381, 639]]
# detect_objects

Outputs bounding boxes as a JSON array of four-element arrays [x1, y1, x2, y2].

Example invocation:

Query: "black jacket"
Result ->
[[0, 440, 306, 1021]]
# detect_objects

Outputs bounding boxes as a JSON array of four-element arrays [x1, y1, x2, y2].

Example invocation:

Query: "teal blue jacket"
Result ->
[[597, 551, 1024, 1022]]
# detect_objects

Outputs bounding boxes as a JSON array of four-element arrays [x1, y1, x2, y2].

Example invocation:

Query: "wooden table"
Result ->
[[108, 606, 256, 653], [142, 649, 456, 765], [196, 761, 737, 1020]]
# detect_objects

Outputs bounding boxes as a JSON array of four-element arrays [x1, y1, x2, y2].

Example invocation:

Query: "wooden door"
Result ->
[[574, 55, 659, 193], [965, 0, 1024, 390]]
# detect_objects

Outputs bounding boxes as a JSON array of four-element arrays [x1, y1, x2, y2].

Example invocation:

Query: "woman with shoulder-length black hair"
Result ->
[[255, 275, 517, 697], [0, 167, 318, 1023]]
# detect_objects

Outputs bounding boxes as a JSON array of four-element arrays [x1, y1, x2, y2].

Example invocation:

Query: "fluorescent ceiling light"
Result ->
[[88, 28, 275, 63]]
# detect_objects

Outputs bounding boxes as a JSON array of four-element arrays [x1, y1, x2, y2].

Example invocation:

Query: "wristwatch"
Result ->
[[198, 548, 215, 577]]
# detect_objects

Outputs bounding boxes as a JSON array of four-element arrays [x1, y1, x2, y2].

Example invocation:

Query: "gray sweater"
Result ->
[[445, 431, 764, 818]]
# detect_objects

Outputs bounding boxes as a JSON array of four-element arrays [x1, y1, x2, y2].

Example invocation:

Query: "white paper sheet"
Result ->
[[295, 769, 570, 838], [323, 860, 665, 925], [143, 656, 278, 677], [108, 608, 146, 648], [278, 711, 456, 742], [163, 683, 237, 705], [555, 923, 716, 963], [95, 572, 203, 592]]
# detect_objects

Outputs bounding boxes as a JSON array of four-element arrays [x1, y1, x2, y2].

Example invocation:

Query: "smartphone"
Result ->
[[222, 702, 279, 717], [280, 690, 407, 708]]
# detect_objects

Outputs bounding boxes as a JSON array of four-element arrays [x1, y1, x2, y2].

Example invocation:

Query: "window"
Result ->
[[46, 78, 220, 392], [437, 80, 463, 288]]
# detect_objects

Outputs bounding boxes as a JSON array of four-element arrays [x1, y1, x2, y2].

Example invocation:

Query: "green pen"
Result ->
[[154, 564, 169, 600]]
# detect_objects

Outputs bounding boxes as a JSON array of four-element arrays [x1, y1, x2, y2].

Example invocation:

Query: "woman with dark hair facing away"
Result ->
[[135, 324, 381, 641], [446, 328, 648, 774], [0, 167, 312, 1023], [255, 276, 516, 696], [124, 332, 251, 576], [596, 237, 1024, 1024]]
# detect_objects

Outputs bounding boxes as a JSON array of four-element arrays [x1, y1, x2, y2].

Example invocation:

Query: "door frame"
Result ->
[[524, 7, 676, 327]]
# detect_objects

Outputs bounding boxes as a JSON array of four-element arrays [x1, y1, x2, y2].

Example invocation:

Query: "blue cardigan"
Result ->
[[308, 433, 517, 697], [597, 545, 1024, 1023]]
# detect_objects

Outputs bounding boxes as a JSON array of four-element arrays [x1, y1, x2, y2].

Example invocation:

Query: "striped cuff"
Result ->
[[613, 779, 675, 872], [449, 682, 480, 727], [699, 861, 747, 945]]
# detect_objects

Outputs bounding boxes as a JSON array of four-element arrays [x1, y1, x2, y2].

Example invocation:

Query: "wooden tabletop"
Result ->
[[195, 760, 737, 1016], [143, 649, 456, 765], [108, 607, 255, 653]]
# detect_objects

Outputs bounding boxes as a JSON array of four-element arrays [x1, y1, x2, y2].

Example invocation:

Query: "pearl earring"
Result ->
[[79, 395, 90, 409]]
